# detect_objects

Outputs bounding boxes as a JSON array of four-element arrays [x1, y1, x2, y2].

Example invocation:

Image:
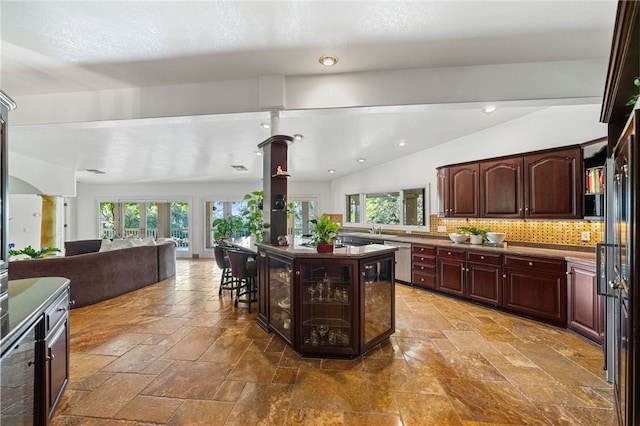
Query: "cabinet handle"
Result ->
[[480, 256, 484, 260], [519, 207, 523, 212], [420, 278, 424, 282], [566, 271, 571, 275], [420, 266, 424, 270], [528, 262, 533, 266], [28, 360, 36, 367], [69, 300, 76, 306], [57, 307, 67, 312], [503, 274, 507, 278], [45, 355, 55, 361], [295, 271, 300, 276], [525, 207, 529, 212], [420, 248, 424, 252], [420, 257, 425, 261], [448, 251, 452, 255]]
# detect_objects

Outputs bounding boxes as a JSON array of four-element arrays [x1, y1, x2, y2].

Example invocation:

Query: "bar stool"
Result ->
[[214, 244, 237, 298], [227, 250, 258, 313]]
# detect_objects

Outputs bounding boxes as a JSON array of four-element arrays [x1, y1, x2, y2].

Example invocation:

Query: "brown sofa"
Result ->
[[8, 239, 176, 308]]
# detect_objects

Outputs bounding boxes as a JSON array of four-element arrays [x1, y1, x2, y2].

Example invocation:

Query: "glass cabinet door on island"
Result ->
[[268, 255, 293, 344], [298, 261, 357, 356], [362, 257, 394, 349]]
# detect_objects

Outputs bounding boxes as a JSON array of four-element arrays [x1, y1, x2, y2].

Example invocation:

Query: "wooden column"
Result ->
[[258, 135, 293, 245], [40, 195, 56, 249]]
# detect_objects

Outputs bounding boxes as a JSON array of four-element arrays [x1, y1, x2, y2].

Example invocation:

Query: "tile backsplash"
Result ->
[[418, 215, 602, 248]]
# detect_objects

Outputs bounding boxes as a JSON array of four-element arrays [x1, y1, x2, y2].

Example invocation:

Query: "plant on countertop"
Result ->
[[457, 226, 488, 241], [241, 190, 264, 243], [310, 215, 340, 245], [9, 245, 61, 259], [212, 215, 244, 240]]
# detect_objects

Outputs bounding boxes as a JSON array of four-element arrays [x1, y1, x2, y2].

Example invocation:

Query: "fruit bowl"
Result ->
[[449, 233, 467, 244], [487, 232, 506, 244]]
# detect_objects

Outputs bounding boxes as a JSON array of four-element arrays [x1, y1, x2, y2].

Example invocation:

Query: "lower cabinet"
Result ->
[[43, 289, 70, 424], [436, 248, 465, 296], [566, 259, 604, 344], [466, 251, 502, 306], [503, 255, 567, 326], [412, 244, 436, 289]]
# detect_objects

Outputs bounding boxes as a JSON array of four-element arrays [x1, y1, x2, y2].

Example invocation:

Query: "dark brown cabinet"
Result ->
[[566, 259, 604, 344], [503, 255, 567, 325], [524, 147, 582, 219], [466, 251, 502, 306], [480, 157, 523, 218], [411, 244, 436, 289], [438, 145, 582, 219], [436, 248, 465, 296], [437, 164, 479, 218]]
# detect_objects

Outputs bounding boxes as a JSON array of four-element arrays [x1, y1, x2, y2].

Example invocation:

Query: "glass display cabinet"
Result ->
[[257, 243, 396, 358]]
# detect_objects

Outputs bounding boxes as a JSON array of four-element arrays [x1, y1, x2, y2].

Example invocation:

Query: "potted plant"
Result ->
[[241, 191, 264, 243], [310, 215, 340, 253], [9, 245, 61, 259], [212, 215, 244, 240], [457, 226, 488, 245]]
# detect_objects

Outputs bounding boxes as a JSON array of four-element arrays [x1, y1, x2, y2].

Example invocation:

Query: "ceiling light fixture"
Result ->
[[293, 134, 304, 141], [319, 55, 338, 67], [398, 140, 406, 147], [328, 169, 336, 174], [255, 150, 262, 156], [357, 158, 366, 163], [482, 105, 497, 114], [260, 122, 271, 129]]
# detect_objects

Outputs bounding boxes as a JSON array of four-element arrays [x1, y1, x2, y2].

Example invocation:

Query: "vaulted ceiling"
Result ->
[[1, 1, 618, 185]]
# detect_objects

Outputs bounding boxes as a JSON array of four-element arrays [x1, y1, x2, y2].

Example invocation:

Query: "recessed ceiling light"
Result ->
[[260, 122, 271, 129], [319, 55, 338, 67], [255, 150, 262, 156], [293, 134, 304, 141], [398, 140, 406, 147], [328, 169, 336, 174], [357, 158, 366, 163], [482, 105, 496, 114]]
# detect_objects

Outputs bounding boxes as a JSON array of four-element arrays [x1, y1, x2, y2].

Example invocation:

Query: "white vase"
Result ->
[[470, 234, 483, 245]]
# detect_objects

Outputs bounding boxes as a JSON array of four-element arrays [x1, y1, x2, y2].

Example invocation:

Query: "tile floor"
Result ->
[[52, 259, 616, 425]]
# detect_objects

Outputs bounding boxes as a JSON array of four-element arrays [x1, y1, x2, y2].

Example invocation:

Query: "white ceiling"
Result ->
[[0, 1, 618, 185]]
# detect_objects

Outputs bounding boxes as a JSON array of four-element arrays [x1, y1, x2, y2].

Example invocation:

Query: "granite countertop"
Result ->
[[256, 242, 397, 258], [339, 232, 596, 263]]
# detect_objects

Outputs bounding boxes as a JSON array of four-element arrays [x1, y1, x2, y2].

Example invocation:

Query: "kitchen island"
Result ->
[[255, 242, 397, 358]]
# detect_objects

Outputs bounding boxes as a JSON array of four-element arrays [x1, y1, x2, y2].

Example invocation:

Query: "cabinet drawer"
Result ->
[[504, 255, 565, 274], [412, 271, 436, 289], [412, 253, 435, 265], [46, 291, 70, 332], [436, 248, 465, 260], [467, 251, 502, 265], [412, 263, 436, 274], [412, 245, 435, 256]]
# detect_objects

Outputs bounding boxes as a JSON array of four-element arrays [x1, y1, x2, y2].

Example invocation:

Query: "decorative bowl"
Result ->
[[449, 233, 467, 244], [487, 232, 506, 243]]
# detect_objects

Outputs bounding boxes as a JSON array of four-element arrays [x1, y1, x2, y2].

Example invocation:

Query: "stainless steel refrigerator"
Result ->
[[600, 109, 640, 426]]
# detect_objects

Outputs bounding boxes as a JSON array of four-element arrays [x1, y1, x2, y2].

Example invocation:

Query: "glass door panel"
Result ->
[[268, 256, 293, 343], [362, 257, 393, 347], [299, 262, 354, 353]]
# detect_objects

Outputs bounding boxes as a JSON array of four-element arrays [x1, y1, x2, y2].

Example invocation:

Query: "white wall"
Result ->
[[72, 180, 331, 257], [329, 104, 608, 221], [8, 194, 42, 251]]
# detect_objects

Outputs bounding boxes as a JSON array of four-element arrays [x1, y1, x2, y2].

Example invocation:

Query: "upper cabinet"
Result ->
[[438, 164, 479, 218], [480, 157, 523, 218], [524, 147, 582, 219], [438, 146, 583, 219]]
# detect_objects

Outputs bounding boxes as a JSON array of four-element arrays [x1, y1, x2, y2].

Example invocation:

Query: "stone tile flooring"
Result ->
[[52, 259, 616, 425]]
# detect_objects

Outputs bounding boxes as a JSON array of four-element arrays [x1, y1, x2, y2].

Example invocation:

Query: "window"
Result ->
[[205, 200, 247, 248], [344, 186, 429, 229], [365, 192, 400, 224], [98, 201, 190, 249], [290, 199, 316, 235], [346, 194, 360, 223]]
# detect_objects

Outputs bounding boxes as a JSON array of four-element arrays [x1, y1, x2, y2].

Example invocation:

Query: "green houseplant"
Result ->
[[212, 215, 244, 240], [9, 245, 61, 259], [241, 190, 264, 243], [310, 215, 340, 253], [457, 226, 488, 244]]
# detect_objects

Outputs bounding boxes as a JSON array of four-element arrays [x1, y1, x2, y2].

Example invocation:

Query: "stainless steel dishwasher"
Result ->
[[384, 240, 411, 284]]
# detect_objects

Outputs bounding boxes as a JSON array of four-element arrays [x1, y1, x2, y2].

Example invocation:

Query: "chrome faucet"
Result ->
[[369, 225, 382, 235]]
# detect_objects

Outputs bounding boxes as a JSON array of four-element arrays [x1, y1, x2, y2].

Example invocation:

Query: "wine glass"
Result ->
[[316, 282, 324, 302], [317, 325, 328, 343], [307, 286, 315, 301]]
